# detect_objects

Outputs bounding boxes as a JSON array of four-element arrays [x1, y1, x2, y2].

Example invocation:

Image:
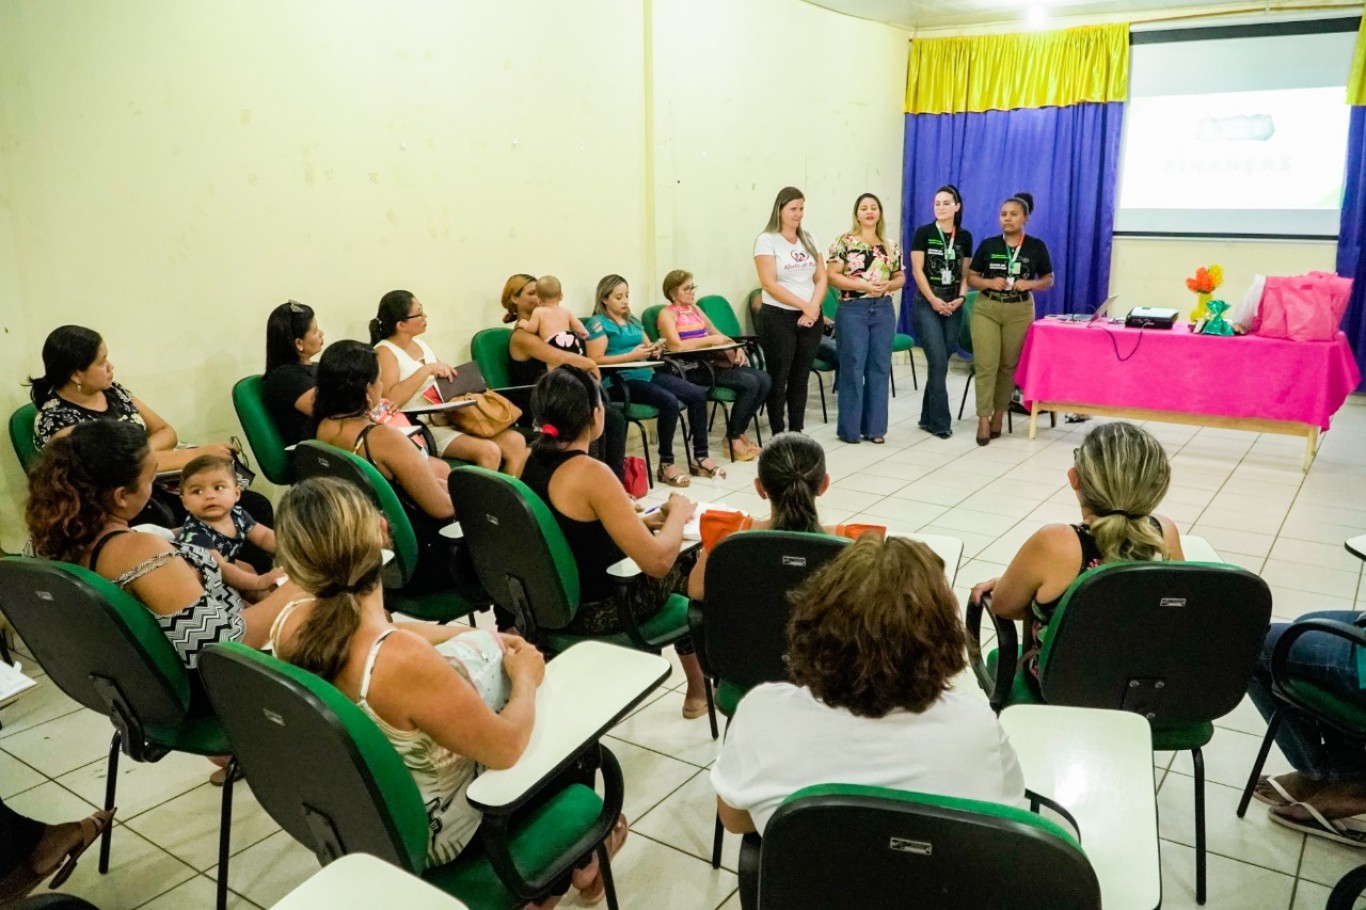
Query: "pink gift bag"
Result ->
[[1255, 272, 1352, 342]]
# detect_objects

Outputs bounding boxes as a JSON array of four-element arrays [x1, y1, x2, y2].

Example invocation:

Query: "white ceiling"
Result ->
[[803, 0, 1363, 32]]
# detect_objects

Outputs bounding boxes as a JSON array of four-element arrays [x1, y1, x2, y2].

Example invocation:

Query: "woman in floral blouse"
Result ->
[[826, 193, 906, 445]]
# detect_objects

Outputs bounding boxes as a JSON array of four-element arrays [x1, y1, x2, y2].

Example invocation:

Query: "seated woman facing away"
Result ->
[[261, 299, 325, 448], [270, 477, 624, 906], [1247, 617, 1366, 843], [686, 432, 884, 602], [28, 324, 270, 529], [522, 366, 709, 718], [372, 289, 527, 476], [711, 534, 1024, 835], [312, 339, 457, 594], [25, 419, 296, 671], [970, 421, 1184, 685]]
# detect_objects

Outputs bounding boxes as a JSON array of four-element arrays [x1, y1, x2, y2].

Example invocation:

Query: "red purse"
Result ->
[[623, 456, 648, 498]]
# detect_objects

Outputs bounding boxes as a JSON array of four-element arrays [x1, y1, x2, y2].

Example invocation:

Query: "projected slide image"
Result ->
[[1119, 86, 1349, 211]]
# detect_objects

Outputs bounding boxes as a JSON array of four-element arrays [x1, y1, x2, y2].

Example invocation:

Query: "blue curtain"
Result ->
[[1337, 105, 1366, 390], [899, 102, 1124, 330]]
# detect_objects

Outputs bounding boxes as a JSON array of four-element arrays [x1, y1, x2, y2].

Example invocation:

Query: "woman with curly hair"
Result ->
[[710, 534, 1024, 835], [25, 419, 295, 671]]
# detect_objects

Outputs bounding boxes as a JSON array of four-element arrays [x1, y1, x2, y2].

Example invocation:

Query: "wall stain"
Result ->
[[240, 109, 252, 125]]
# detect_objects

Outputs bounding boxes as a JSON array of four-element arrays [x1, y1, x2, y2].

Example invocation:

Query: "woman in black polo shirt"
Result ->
[[908, 184, 973, 439], [966, 192, 1053, 446]]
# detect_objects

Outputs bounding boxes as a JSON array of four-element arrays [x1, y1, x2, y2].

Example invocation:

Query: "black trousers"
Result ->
[[0, 797, 44, 877], [756, 305, 824, 433]]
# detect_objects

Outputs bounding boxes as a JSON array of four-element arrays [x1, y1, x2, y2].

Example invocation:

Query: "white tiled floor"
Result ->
[[3, 353, 1366, 909]]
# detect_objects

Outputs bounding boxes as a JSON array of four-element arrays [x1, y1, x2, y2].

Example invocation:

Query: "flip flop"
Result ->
[[46, 808, 117, 890], [1269, 802, 1366, 848], [1251, 775, 1298, 809]]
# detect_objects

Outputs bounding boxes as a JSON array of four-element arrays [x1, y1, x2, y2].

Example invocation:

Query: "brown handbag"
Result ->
[[447, 390, 522, 438]]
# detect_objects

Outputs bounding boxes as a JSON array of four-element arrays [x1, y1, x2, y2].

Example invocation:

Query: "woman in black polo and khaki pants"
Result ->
[[966, 192, 1054, 446]]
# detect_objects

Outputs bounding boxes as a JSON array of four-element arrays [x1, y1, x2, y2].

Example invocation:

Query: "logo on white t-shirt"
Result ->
[[786, 250, 811, 270]]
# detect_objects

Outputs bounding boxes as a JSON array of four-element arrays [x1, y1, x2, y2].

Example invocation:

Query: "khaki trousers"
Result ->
[[970, 295, 1035, 418]]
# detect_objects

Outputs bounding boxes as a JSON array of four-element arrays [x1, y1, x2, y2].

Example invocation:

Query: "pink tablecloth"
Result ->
[[1016, 321, 1361, 431]]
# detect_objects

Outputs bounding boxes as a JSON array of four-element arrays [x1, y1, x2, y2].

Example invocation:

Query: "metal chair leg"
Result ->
[[1193, 746, 1207, 905], [704, 678, 718, 741], [217, 758, 237, 910], [815, 373, 827, 423], [99, 730, 122, 873], [889, 367, 896, 399], [910, 350, 919, 390], [600, 840, 620, 910], [958, 373, 973, 420], [1237, 710, 1282, 818], [711, 813, 725, 869]]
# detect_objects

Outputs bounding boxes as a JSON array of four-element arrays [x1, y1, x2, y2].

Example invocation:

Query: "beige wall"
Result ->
[[1109, 237, 1339, 317], [0, 0, 910, 549]]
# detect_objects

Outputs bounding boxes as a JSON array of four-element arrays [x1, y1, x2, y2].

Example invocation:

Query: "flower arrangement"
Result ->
[[1185, 265, 1224, 322]]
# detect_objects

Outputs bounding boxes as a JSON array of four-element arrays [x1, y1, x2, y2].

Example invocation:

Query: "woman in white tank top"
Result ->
[[371, 289, 528, 477], [270, 477, 627, 901]]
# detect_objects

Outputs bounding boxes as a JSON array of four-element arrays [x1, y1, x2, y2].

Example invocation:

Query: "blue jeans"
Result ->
[[910, 291, 964, 436], [1247, 611, 1366, 782], [834, 296, 894, 441], [611, 373, 710, 463]]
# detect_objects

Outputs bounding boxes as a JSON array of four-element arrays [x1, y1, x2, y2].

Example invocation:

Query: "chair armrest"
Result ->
[[477, 743, 626, 901], [1270, 619, 1366, 693], [964, 593, 1019, 715]]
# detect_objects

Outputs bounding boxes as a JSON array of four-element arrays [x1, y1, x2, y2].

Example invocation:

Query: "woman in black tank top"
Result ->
[[522, 366, 711, 720], [967, 423, 1184, 664]]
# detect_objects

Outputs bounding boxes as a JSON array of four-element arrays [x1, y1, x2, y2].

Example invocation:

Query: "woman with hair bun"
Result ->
[[521, 366, 709, 719], [908, 185, 973, 439], [966, 192, 1054, 446], [711, 533, 1024, 835], [971, 421, 1184, 687]]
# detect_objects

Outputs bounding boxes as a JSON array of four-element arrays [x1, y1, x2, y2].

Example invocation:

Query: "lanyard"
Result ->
[[1004, 233, 1025, 272], [936, 225, 955, 256]]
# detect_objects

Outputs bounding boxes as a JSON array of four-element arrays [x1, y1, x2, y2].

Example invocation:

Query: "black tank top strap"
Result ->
[[89, 529, 133, 574]]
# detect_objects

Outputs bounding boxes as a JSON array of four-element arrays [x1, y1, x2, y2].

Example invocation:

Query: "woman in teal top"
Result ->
[[584, 274, 722, 486]]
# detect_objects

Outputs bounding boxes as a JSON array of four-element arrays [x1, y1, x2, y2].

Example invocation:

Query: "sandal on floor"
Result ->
[[689, 457, 726, 479], [729, 440, 759, 463], [656, 464, 690, 488], [1252, 775, 1299, 809], [865, 436, 886, 445], [1269, 802, 1366, 847], [683, 697, 709, 720], [574, 814, 629, 905]]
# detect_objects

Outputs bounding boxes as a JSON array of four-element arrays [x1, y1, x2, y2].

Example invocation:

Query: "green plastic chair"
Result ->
[[1237, 618, 1366, 820], [737, 783, 1099, 910], [448, 466, 689, 655], [231, 375, 294, 486], [807, 290, 841, 424], [645, 303, 763, 458], [0, 557, 240, 910], [966, 560, 1272, 906], [292, 441, 484, 624], [8, 403, 40, 474], [697, 294, 763, 367], [199, 641, 622, 909]]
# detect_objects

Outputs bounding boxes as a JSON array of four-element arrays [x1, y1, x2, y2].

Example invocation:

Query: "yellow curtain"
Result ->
[[1349, 15, 1366, 106], [905, 24, 1129, 115]]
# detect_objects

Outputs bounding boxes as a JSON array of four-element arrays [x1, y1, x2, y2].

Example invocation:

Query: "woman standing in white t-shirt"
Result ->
[[753, 186, 828, 434], [711, 534, 1024, 837], [371, 289, 528, 476]]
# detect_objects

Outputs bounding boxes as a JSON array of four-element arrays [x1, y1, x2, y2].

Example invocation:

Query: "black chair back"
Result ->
[[0, 557, 190, 739], [448, 466, 581, 640], [754, 784, 1100, 909], [698, 531, 848, 693], [199, 642, 429, 873], [1040, 562, 1272, 725]]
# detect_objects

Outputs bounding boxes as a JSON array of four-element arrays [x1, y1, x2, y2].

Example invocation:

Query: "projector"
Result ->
[[1125, 307, 1180, 329]]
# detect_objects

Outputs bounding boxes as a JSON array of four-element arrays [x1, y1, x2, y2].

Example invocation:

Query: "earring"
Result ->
[[76, 381, 84, 393]]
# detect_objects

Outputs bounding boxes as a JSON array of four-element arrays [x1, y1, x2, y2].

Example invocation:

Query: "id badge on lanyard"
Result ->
[[937, 226, 956, 286]]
